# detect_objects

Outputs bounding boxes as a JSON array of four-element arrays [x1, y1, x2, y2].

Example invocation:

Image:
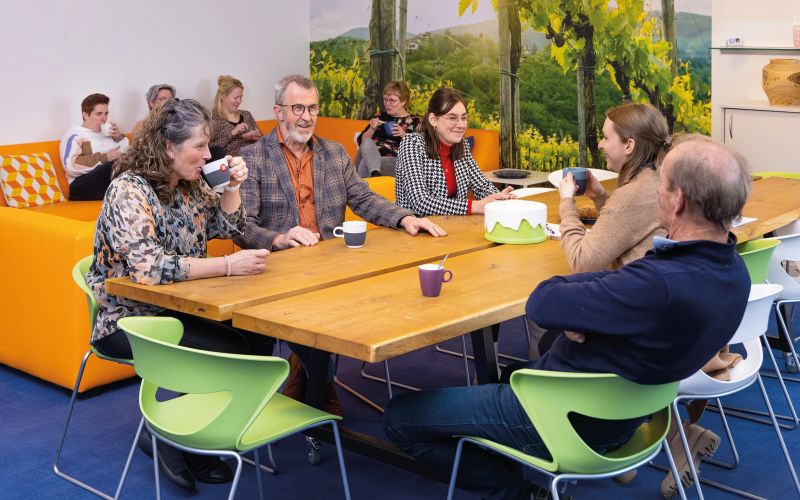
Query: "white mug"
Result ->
[[100, 122, 113, 137], [333, 220, 368, 248]]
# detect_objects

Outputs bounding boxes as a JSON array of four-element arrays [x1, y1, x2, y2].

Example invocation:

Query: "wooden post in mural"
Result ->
[[662, 0, 678, 79], [359, 0, 397, 119], [398, 0, 407, 79], [497, 1, 521, 170]]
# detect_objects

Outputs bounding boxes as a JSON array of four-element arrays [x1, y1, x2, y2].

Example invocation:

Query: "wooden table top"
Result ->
[[105, 214, 496, 321], [233, 240, 572, 363], [733, 176, 800, 242]]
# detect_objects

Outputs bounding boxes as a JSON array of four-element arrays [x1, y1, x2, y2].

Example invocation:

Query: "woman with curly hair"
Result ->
[[86, 98, 274, 492]]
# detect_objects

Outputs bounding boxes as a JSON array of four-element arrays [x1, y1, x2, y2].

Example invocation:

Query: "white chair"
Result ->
[[511, 187, 555, 198], [766, 228, 800, 378], [673, 284, 800, 499]]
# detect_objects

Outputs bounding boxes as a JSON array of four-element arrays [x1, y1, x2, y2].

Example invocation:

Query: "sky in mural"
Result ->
[[310, 0, 711, 41]]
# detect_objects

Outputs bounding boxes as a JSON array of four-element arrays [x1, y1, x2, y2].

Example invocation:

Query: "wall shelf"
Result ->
[[711, 46, 800, 52]]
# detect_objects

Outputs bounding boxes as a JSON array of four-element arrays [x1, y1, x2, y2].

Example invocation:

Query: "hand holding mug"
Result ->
[[583, 172, 606, 200], [559, 173, 577, 199], [232, 123, 248, 136], [106, 146, 122, 161], [390, 123, 405, 137], [369, 117, 383, 130], [227, 156, 247, 188]]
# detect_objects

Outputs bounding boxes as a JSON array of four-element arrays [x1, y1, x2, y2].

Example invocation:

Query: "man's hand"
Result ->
[[106, 146, 122, 161], [109, 122, 124, 141], [274, 225, 320, 250], [400, 216, 447, 237], [228, 249, 269, 275], [563, 330, 586, 343]]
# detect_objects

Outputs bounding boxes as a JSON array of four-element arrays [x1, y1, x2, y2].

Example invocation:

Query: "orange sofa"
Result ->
[[0, 117, 498, 392]]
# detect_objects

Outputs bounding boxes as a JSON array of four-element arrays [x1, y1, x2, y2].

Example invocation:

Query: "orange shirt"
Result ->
[[276, 127, 320, 235]]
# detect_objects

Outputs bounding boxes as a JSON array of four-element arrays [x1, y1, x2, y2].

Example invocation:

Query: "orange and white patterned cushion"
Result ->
[[0, 153, 65, 208]]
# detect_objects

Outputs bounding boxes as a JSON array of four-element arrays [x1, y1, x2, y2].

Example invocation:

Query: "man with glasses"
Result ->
[[234, 74, 446, 413]]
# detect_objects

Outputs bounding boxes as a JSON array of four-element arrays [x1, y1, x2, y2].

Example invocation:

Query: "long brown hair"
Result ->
[[112, 98, 210, 204], [605, 102, 671, 187], [420, 87, 467, 161]]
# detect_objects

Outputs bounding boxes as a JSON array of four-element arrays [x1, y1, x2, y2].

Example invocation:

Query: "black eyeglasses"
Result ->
[[278, 103, 320, 116]]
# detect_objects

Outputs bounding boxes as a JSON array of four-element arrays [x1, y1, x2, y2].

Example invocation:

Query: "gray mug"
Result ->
[[333, 221, 367, 248]]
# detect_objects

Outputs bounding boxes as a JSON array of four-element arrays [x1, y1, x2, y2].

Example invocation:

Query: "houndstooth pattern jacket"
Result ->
[[395, 133, 497, 216], [233, 129, 412, 250]]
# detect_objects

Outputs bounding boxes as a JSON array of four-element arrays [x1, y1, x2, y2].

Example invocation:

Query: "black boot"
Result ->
[[137, 427, 196, 491]]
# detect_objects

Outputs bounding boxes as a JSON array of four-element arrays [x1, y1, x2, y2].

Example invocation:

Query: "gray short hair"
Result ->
[[274, 74, 317, 104], [663, 134, 751, 231], [145, 84, 176, 108]]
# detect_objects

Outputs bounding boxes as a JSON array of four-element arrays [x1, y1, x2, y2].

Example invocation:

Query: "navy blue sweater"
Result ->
[[528, 236, 750, 385]]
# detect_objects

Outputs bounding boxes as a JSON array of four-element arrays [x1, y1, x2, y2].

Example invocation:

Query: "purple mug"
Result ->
[[418, 264, 454, 297]]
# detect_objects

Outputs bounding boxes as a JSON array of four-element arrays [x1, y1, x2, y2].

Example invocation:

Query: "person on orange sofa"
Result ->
[[59, 93, 129, 201], [356, 80, 421, 177], [209, 74, 262, 156], [234, 74, 446, 415], [86, 98, 274, 492], [131, 83, 176, 141], [394, 87, 513, 216]]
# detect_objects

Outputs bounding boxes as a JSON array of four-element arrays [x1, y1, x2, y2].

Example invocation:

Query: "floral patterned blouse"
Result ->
[[357, 111, 422, 157], [86, 171, 245, 342]]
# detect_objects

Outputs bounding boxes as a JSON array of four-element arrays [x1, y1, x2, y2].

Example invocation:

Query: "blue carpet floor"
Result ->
[[2, 318, 800, 499]]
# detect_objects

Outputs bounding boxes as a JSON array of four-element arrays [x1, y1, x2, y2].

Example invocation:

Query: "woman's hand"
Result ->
[[241, 130, 259, 141], [584, 172, 606, 201], [369, 117, 382, 130], [559, 173, 577, 199], [228, 249, 269, 275], [227, 156, 247, 188], [391, 123, 406, 137], [231, 123, 248, 136], [471, 186, 515, 214]]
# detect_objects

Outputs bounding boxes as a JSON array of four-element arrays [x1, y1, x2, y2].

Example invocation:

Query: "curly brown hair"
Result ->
[[112, 98, 210, 204]]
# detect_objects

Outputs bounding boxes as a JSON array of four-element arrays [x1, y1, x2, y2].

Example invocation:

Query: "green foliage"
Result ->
[[518, 127, 580, 172], [310, 49, 366, 119]]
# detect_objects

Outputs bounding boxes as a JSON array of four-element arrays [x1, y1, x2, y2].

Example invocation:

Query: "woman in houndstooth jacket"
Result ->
[[394, 88, 513, 216]]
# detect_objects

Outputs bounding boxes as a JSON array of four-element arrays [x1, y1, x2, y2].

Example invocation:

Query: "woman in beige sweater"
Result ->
[[558, 102, 670, 272]]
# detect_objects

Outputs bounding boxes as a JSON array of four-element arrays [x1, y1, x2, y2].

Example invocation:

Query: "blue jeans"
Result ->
[[383, 361, 636, 499]]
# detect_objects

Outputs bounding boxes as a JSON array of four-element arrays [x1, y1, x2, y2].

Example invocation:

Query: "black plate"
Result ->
[[494, 169, 531, 179]]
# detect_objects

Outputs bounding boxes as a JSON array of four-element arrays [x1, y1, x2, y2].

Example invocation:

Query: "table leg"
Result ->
[[301, 347, 330, 410], [471, 326, 499, 384]]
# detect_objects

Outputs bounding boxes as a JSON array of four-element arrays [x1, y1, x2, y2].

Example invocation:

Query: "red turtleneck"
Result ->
[[439, 141, 472, 214]]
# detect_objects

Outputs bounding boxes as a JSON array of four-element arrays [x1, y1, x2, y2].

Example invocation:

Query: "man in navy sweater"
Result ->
[[383, 135, 752, 500]]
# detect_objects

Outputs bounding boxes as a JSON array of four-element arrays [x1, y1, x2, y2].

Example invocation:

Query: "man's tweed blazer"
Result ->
[[234, 129, 412, 249]]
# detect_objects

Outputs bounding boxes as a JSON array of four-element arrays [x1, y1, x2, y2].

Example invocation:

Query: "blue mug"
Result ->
[[563, 167, 589, 195], [383, 120, 396, 136]]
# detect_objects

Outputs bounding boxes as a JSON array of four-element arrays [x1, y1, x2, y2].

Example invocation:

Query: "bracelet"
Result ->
[[223, 255, 231, 277], [223, 184, 241, 192]]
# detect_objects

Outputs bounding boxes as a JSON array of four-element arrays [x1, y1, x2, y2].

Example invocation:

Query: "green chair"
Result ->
[[446, 370, 684, 500], [115, 316, 351, 500], [751, 171, 800, 180], [737, 238, 781, 284], [53, 255, 134, 499]]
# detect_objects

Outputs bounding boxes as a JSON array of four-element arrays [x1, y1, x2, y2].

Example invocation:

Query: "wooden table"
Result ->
[[105, 214, 495, 321], [233, 240, 570, 364], [733, 177, 800, 242]]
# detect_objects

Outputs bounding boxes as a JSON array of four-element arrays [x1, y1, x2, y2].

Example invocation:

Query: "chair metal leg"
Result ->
[[360, 361, 421, 391], [151, 427, 161, 500], [333, 375, 385, 413], [662, 439, 689, 500], [330, 421, 352, 500], [766, 300, 800, 383], [383, 361, 394, 400], [716, 334, 799, 430], [114, 417, 145, 500], [253, 448, 265, 500], [703, 398, 740, 470], [460, 335, 471, 386], [446, 438, 466, 500], [673, 400, 705, 500], [756, 373, 800, 496], [52, 349, 115, 500], [242, 444, 277, 474]]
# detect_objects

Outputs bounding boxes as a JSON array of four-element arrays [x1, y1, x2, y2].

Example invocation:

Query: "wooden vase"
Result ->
[[762, 58, 800, 106]]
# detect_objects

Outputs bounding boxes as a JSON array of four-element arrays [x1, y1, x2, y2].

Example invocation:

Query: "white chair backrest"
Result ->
[[729, 283, 783, 345], [512, 187, 555, 198], [353, 131, 361, 147], [774, 220, 800, 237], [767, 232, 800, 300]]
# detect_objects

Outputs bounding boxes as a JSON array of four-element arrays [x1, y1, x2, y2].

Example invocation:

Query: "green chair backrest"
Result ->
[[737, 238, 780, 284], [117, 316, 289, 451], [72, 255, 98, 329], [751, 171, 800, 180], [509, 369, 678, 474]]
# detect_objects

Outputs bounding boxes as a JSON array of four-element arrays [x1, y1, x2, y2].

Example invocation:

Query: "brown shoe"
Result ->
[[613, 469, 637, 485], [282, 353, 307, 402], [661, 423, 721, 498]]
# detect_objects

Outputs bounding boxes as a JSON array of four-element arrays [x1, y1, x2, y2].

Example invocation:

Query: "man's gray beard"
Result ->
[[287, 126, 313, 144]]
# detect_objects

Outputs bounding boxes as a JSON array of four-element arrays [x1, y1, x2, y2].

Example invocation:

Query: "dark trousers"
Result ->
[[93, 310, 275, 359], [68, 161, 114, 201]]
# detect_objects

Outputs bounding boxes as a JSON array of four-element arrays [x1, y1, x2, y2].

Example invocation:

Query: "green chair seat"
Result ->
[[751, 171, 800, 179], [737, 238, 781, 283]]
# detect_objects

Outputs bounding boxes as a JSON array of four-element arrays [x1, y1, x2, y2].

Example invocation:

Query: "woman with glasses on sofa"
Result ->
[[209, 74, 262, 156], [394, 87, 513, 216], [356, 80, 421, 177], [87, 98, 274, 492]]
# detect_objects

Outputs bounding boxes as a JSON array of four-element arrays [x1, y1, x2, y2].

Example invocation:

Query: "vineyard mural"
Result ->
[[310, 0, 711, 172]]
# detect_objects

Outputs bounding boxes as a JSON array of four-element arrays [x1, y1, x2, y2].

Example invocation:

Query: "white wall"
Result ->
[[0, 0, 309, 144], [710, 0, 799, 141]]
